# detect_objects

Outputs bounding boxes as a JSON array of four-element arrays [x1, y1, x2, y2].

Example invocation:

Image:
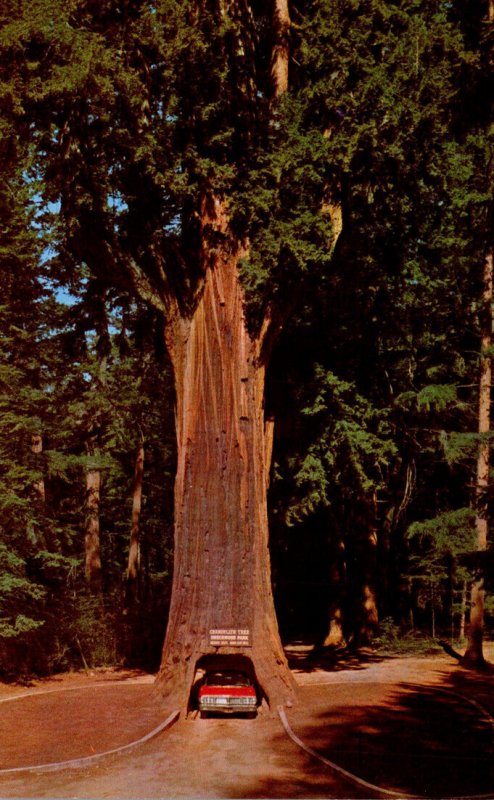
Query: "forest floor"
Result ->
[[0, 643, 493, 799]]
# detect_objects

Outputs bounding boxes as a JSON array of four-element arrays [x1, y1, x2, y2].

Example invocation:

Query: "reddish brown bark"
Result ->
[[355, 495, 379, 646], [459, 580, 468, 641], [359, 555, 379, 645], [463, 250, 493, 667], [85, 444, 102, 593], [126, 439, 145, 601], [270, 0, 290, 98], [31, 433, 46, 504], [29, 432, 48, 549], [156, 198, 296, 712], [322, 602, 345, 649], [318, 533, 346, 650], [264, 416, 275, 487]]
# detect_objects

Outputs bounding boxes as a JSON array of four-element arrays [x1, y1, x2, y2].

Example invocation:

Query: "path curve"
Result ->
[[0, 656, 493, 798], [0, 710, 179, 775], [279, 680, 494, 800]]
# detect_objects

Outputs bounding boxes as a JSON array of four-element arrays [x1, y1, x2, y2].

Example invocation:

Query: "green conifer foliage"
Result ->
[[266, 0, 489, 641], [0, 0, 492, 670]]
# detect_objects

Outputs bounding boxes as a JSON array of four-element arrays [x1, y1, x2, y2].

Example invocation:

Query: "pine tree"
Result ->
[[267, 0, 481, 646], [0, 113, 62, 670], [456, 0, 494, 665]]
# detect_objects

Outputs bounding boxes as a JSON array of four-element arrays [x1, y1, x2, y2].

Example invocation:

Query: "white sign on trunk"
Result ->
[[209, 628, 251, 647]]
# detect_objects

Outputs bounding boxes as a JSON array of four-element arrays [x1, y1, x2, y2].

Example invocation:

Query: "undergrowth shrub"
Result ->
[[374, 618, 442, 655]]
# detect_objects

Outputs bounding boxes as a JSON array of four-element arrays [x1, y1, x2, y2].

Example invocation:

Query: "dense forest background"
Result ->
[[0, 0, 493, 679]]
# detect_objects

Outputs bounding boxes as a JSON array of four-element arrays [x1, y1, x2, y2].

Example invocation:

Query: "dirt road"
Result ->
[[0, 649, 493, 798]]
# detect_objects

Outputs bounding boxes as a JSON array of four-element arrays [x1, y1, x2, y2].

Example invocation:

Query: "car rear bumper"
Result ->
[[199, 703, 257, 714]]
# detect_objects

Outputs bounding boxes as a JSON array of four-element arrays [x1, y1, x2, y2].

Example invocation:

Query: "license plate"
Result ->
[[201, 696, 254, 706]]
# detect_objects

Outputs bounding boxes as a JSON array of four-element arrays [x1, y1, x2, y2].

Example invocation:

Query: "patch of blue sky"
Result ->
[[165, 213, 181, 233], [39, 272, 79, 306], [108, 191, 128, 214], [55, 286, 79, 306]]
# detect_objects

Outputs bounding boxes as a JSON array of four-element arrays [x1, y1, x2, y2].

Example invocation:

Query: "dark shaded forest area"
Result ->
[[0, 0, 493, 681]]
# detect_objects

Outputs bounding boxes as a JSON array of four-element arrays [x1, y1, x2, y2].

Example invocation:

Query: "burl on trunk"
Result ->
[[155, 199, 296, 712]]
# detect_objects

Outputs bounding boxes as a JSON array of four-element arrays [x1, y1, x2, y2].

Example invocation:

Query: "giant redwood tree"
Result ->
[[0, 0, 475, 706]]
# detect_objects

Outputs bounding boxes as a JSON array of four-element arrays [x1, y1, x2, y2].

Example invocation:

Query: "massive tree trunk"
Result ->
[[463, 249, 493, 667], [156, 198, 296, 712], [156, 1, 296, 714]]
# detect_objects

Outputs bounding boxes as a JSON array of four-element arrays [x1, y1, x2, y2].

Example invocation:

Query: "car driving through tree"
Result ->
[[198, 670, 258, 717]]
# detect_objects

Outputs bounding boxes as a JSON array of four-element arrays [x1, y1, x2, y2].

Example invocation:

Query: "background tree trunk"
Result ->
[[156, 200, 296, 713], [322, 599, 345, 649], [126, 436, 145, 603], [463, 1, 493, 663], [460, 580, 468, 640], [320, 533, 346, 649], [30, 432, 47, 548], [270, 0, 290, 98], [85, 438, 102, 593], [356, 495, 379, 646], [463, 250, 493, 666], [31, 433, 46, 504]]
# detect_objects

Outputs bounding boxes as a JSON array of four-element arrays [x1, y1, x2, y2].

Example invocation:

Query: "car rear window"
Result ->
[[204, 672, 250, 687]]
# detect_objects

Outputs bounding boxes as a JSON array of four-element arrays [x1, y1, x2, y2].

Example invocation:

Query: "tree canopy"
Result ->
[[0, 0, 492, 681]]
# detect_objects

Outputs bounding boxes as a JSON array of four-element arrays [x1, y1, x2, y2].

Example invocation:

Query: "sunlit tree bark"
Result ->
[[156, 198, 297, 710]]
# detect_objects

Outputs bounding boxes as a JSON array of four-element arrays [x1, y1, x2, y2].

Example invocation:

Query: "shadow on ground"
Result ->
[[274, 675, 494, 798], [285, 640, 390, 673], [1, 658, 493, 799]]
